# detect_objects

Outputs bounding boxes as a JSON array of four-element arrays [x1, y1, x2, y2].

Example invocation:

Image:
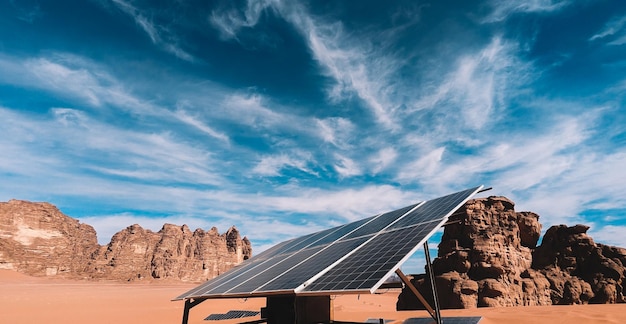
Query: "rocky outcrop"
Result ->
[[0, 200, 99, 277], [397, 196, 626, 310], [0, 199, 252, 282], [93, 223, 252, 281], [533, 224, 626, 304]]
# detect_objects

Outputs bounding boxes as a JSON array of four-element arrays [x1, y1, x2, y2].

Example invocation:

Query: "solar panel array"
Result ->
[[204, 310, 260, 321], [176, 186, 482, 300]]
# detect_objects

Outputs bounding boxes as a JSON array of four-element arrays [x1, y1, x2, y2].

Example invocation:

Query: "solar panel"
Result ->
[[257, 236, 371, 292], [301, 187, 480, 293], [301, 224, 433, 292], [204, 310, 259, 321], [225, 245, 325, 294], [175, 186, 482, 300], [386, 187, 479, 231], [342, 203, 419, 240]]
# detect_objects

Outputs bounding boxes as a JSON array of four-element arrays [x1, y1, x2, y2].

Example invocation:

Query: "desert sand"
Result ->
[[1, 270, 624, 324]]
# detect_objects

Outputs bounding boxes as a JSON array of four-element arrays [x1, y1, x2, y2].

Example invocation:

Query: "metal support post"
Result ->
[[181, 298, 207, 324], [424, 241, 442, 324], [395, 268, 436, 319]]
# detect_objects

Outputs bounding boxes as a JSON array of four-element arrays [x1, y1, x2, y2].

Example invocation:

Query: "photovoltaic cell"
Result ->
[[204, 310, 259, 321], [188, 258, 273, 297], [301, 224, 433, 292], [176, 186, 483, 300], [225, 245, 325, 294], [250, 239, 294, 261], [175, 256, 267, 299], [277, 231, 325, 255], [386, 187, 479, 230], [258, 236, 371, 292], [342, 203, 419, 240], [307, 217, 374, 248]]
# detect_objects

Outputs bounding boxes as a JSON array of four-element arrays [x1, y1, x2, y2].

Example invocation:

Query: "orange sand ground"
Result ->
[[1, 269, 624, 323]]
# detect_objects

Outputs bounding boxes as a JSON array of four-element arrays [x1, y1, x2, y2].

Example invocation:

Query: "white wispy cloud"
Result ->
[[0, 106, 223, 188], [209, 0, 401, 130], [396, 147, 445, 185], [590, 14, 626, 45], [25, 57, 108, 107], [333, 154, 362, 179], [252, 152, 316, 177], [10, 1, 43, 23], [220, 93, 288, 129], [314, 117, 355, 149], [516, 149, 626, 227], [483, 0, 570, 23], [110, 0, 195, 61], [0, 53, 154, 113], [395, 105, 604, 202], [174, 107, 230, 142], [587, 225, 626, 247], [369, 147, 398, 175], [219, 93, 359, 153], [259, 185, 414, 221], [409, 37, 526, 131], [208, 0, 275, 41], [0, 53, 228, 142]]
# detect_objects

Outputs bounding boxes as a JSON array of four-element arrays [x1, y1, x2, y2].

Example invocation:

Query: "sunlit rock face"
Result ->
[[0, 199, 251, 282], [397, 196, 626, 309], [0, 199, 99, 278], [96, 223, 252, 281]]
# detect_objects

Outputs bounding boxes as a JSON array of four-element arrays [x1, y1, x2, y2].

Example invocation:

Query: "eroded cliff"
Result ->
[[0, 199, 251, 282]]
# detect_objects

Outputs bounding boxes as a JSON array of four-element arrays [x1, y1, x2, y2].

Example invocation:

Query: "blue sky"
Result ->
[[1, 0, 626, 273]]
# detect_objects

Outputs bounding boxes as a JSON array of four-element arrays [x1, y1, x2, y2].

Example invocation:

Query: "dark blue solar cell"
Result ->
[[225, 245, 325, 294], [252, 239, 295, 261], [387, 187, 480, 230], [302, 224, 433, 292], [309, 216, 374, 247], [342, 203, 419, 240], [258, 236, 371, 292], [189, 257, 276, 297]]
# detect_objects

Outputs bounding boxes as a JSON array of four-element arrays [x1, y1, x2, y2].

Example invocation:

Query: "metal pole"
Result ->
[[182, 299, 192, 324], [181, 298, 207, 324], [395, 269, 436, 319], [424, 241, 442, 324]]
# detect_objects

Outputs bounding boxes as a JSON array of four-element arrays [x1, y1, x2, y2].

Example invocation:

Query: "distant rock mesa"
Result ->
[[397, 196, 626, 309], [0, 199, 252, 281]]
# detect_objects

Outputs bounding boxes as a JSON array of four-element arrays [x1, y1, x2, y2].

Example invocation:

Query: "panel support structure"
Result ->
[[395, 269, 436, 319], [181, 298, 207, 324], [424, 241, 442, 324], [395, 242, 443, 324]]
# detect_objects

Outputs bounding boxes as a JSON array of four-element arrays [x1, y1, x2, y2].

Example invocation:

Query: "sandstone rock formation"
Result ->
[[0, 199, 99, 277], [93, 223, 252, 281], [533, 224, 626, 304], [397, 196, 626, 310], [0, 199, 252, 282]]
